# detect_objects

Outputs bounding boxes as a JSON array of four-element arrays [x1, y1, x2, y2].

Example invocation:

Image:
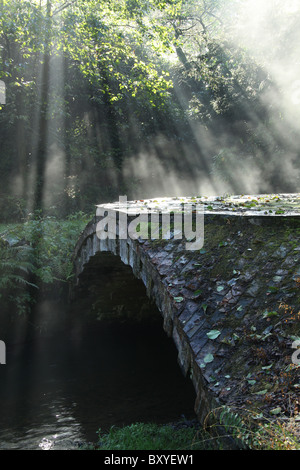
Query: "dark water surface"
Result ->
[[0, 299, 196, 450]]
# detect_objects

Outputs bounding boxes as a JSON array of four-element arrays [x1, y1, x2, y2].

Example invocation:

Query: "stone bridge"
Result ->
[[73, 194, 300, 432]]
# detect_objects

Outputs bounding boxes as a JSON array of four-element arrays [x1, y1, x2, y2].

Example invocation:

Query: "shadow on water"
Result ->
[[0, 258, 197, 450]]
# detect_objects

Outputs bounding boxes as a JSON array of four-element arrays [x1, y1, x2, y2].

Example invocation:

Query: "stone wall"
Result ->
[[73, 195, 300, 430]]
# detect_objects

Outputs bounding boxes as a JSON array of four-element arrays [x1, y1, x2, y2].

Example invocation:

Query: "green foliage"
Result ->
[[0, 211, 91, 313], [58, 0, 173, 104], [0, 0, 176, 212], [0, 240, 37, 315], [86, 411, 300, 451], [211, 405, 300, 450], [0, 0, 299, 210], [21, 211, 91, 283], [0, 195, 27, 222], [217, 406, 250, 449], [93, 422, 213, 450]]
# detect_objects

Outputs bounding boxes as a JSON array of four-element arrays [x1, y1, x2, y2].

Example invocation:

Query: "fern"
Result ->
[[0, 212, 90, 314], [218, 406, 252, 449], [0, 241, 38, 314]]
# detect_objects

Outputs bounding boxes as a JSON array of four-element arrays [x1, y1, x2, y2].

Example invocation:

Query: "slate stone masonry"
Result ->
[[73, 195, 300, 429]]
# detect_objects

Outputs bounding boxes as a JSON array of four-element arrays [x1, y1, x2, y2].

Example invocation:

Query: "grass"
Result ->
[[87, 422, 217, 451], [83, 408, 300, 451]]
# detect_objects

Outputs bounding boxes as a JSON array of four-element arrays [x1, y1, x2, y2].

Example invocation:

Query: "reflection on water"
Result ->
[[0, 302, 197, 450]]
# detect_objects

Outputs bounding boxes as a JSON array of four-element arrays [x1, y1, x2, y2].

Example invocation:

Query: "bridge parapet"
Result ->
[[73, 195, 300, 431]]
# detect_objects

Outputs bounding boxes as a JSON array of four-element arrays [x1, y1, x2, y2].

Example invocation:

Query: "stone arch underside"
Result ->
[[73, 220, 216, 424]]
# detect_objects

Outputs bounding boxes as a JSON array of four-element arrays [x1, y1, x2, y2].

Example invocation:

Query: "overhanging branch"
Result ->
[[52, 0, 78, 16]]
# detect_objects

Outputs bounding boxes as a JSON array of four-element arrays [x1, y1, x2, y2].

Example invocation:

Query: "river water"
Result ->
[[0, 296, 196, 450]]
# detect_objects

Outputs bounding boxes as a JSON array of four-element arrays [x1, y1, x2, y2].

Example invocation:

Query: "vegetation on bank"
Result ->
[[0, 212, 91, 315], [91, 422, 213, 451], [83, 408, 300, 451]]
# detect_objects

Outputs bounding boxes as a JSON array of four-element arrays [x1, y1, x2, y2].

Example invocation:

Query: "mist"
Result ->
[[1, 0, 299, 220], [119, 0, 300, 200]]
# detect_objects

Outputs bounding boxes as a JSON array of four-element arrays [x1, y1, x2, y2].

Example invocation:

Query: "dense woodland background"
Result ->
[[1, 2, 300, 450], [0, 0, 300, 221]]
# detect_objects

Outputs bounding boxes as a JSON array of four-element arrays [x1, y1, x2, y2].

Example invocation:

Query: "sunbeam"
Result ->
[[1, 0, 300, 450]]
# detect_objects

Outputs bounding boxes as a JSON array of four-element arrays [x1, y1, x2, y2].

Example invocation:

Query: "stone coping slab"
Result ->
[[96, 193, 300, 217]]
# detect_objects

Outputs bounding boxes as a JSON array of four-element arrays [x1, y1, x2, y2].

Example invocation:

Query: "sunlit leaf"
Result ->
[[207, 330, 221, 340], [204, 353, 214, 363]]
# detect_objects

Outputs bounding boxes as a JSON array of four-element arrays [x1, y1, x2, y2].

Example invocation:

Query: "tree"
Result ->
[[0, 0, 175, 216], [1, 0, 299, 214]]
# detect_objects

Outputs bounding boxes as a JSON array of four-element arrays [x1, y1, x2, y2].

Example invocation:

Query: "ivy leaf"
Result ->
[[255, 389, 268, 395], [270, 407, 282, 415], [207, 330, 221, 340], [193, 289, 202, 297], [204, 353, 214, 364], [262, 310, 278, 318], [247, 380, 256, 386]]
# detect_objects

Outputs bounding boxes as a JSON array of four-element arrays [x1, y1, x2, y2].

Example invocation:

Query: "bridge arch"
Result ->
[[73, 218, 216, 425], [72, 196, 300, 429]]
